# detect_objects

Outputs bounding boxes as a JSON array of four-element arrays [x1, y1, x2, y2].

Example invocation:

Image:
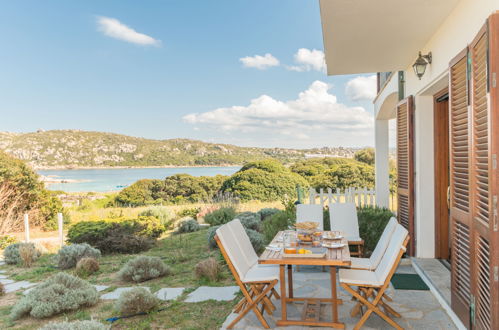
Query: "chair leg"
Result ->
[[342, 283, 403, 330]]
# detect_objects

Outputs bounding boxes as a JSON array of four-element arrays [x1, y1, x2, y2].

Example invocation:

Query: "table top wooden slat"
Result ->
[[259, 231, 351, 266]]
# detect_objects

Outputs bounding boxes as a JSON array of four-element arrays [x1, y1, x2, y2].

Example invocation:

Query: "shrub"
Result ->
[[19, 243, 38, 267], [177, 219, 200, 233], [204, 207, 236, 226], [195, 257, 221, 281], [354, 147, 375, 166], [3, 243, 41, 265], [262, 210, 295, 243], [257, 208, 280, 220], [114, 179, 161, 207], [75, 257, 100, 277], [357, 206, 395, 256], [237, 212, 261, 231], [40, 320, 109, 330], [67, 216, 165, 254], [57, 243, 101, 270], [0, 282, 4, 296], [310, 163, 375, 191], [115, 287, 160, 315], [178, 207, 200, 219], [10, 272, 98, 320], [139, 206, 175, 228], [207, 225, 221, 249], [245, 229, 265, 253], [221, 160, 309, 202], [0, 235, 17, 249], [118, 256, 170, 283]]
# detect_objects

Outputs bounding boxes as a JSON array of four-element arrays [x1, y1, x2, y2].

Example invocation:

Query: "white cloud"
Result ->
[[183, 81, 373, 146], [345, 75, 377, 102], [239, 53, 280, 70], [286, 48, 326, 72], [97, 16, 160, 46]]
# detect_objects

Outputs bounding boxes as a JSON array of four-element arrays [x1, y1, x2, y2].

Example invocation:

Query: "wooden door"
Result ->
[[434, 91, 450, 260], [449, 13, 499, 329], [396, 96, 415, 256], [449, 48, 472, 327], [469, 17, 498, 330]]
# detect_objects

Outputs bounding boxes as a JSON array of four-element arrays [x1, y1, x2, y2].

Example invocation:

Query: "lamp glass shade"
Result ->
[[413, 56, 428, 79]]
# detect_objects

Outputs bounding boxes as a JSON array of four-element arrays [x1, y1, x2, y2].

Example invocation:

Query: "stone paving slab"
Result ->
[[0, 279, 15, 285], [155, 287, 185, 301], [5, 281, 36, 293], [185, 286, 239, 303], [94, 285, 110, 292], [0, 274, 7, 279], [101, 286, 150, 300]]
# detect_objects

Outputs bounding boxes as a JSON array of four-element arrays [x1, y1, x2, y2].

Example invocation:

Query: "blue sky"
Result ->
[[0, 0, 378, 148]]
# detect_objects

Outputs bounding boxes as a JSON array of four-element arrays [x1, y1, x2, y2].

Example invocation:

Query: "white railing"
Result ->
[[309, 187, 376, 207]]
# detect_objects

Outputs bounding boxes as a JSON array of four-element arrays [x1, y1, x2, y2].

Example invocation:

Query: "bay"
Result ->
[[37, 166, 241, 192]]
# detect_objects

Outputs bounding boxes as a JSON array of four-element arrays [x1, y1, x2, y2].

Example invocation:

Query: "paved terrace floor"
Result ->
[[221, 261, 457, 330]]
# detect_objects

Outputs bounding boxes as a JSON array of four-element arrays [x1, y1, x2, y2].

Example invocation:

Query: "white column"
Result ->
[[24, 213, 30, 243], [58, 213, 64, 247], [374, 119, 390, 208]]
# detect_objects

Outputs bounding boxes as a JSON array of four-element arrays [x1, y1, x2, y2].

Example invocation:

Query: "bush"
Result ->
[[67, 216, 165, 254], [237, 212, 261, 231], [10, 272, 98, 320], [195, 257, 221, 281], [178, 207, 200, 219], [262, 210, 295, 243], [114, 179, 161, 207], [40, 320, 109, 330], [357, 206, 395, 256], [19, 243, 38, 267], [118, 256, 170, 283], [221, 160, 309, 202], [3, 243, 41, 265], [0, 282, 4, 296], [207, 225, 221, 249], [246, 229, 265, 253], [311, 163, 375, 191], [354, 148, 375, 166], [115, 287, 160, 315], [139, 206, 175, 228], [177, 219, 200, 233], [204, 207, 236, 226], [0, 235, 16, 249], [257, 208, 280, 220], [75, 257, 100, 277], [57, 243, 101, 270]]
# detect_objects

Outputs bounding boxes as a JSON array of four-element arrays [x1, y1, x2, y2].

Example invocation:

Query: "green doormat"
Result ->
[[391, 273, 430, 290]]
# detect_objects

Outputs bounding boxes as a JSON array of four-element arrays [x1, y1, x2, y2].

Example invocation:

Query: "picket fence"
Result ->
[[308, 187, 376, 207]]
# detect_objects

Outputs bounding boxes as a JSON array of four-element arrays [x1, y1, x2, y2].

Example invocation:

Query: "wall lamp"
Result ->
[[412, 51, 432, 80]]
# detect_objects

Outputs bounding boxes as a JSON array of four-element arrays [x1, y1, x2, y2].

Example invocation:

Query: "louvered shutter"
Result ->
[[449, 48, 472, 326], [469, 16, 498, 330], [396, 96, 415, 256]]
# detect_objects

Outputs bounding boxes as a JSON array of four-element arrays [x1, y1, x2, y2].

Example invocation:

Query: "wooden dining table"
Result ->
[[259, 231, 351, 328]]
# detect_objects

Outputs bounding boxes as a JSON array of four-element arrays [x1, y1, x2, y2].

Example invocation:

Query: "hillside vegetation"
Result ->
[[0, 130, 357, 169]]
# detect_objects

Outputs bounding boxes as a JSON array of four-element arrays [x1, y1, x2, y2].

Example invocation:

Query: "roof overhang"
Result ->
[[319, 0, 460, 75]]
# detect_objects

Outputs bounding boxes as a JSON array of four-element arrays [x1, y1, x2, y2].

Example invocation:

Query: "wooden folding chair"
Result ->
[[215, 220, 280, 329], [329, 202, 364, 257], [339, 225, 410, 330]]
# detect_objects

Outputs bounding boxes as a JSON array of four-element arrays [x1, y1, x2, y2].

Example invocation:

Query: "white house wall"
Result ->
[[373, 0, 498, 258]]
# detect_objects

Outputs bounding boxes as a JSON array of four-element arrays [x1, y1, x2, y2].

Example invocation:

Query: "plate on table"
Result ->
[[322, 242, 346, 249], [323, 233, 343, 240]]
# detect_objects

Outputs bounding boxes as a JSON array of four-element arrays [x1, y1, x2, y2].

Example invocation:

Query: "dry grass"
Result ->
[[19, 244, 37, 267], [75, 257, 100, 277], [195, 257, 221, 282]]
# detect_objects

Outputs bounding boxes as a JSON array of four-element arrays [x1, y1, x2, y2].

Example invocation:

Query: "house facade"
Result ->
[[320, 0, 498, 329]]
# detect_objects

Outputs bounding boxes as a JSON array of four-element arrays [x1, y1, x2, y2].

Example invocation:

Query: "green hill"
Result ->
[[0, 130, 356, 169]]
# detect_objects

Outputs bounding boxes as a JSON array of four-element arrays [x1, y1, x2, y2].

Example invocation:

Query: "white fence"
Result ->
[[308, 187, 376, 207]]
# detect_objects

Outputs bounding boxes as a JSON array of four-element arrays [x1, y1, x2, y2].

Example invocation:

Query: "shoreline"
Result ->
[[35, 164, 242, 171]]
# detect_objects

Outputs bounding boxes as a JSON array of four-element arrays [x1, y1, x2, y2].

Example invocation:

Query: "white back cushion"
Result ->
[[328, 202, 360, 239], [296, 204, 324, 230], [374, 225, 408, 283], [369, 217, 398, 269], [228, 219, 258, 267], [216, 223, 250, 279]]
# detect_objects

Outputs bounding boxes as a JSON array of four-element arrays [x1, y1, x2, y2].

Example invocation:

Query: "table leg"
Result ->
[[287, 264, 294, 298], [280, 265, 287, 321], [330, 266, 338, 323]]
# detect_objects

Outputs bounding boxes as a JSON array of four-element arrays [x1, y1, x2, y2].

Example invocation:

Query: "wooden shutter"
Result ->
[[449, 48, 472, 327], [469, 16, 498, 330], [396, 96, 415, 256]]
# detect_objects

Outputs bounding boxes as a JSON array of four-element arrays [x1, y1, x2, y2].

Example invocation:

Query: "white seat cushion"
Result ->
[[329, 203, 360, 240], [350, 257, 372, 270], [346, 236, 363, 242], [296, 204, 324, 230], [339, 268, 383, 287], [242, 264, 279, 283], [368, 217, 397, 270]]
